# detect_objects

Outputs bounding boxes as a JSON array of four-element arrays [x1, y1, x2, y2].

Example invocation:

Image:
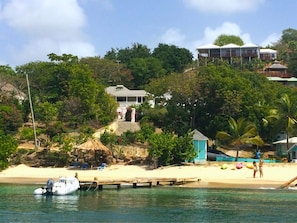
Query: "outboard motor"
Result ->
[[46, 178, 54, 194]]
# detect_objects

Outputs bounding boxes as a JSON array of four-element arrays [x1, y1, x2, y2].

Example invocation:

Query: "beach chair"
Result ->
[[68, 161, 80, 169], [81, 163, 89, 170], [98, 163, 106, 171]]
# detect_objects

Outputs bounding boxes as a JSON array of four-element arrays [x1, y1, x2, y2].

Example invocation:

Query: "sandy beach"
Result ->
[[0, 162, 296, 189]]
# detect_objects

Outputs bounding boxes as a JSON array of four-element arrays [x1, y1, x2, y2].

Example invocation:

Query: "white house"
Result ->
[[106, 85, 154, 119], [197, 43, 278, 65], [260, 49, 277, 61], [197, 43, 261, 65]]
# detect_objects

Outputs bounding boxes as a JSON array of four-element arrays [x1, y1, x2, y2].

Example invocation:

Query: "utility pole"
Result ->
[[26, 74, 38, 149]]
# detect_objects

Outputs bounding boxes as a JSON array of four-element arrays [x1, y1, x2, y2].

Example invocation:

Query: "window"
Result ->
[[127, 97, 136, 102], [117, 97, 126, 102]]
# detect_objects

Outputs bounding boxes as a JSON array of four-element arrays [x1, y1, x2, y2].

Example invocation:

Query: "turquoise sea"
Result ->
[[0, 184, 297, 223]]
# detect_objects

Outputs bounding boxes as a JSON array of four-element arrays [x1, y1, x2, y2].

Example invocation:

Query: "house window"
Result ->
[[117, 97, 126, 102], [127, 97, 136, 102], [115, 85, 124, 91], [138, 97, 143, 103]]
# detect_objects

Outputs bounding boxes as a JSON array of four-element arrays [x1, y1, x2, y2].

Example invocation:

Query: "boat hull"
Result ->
[[33, 177, 80, 196]]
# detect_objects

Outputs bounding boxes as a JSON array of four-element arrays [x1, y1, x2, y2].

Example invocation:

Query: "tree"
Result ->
[[172, 132, 196, 164], [105, 43, 151, 65], [15, 61, 54, 102], [0, 131, 18, 170], [273, 28, 297, 74], [266, 94, 297, 153], [0, 65, 16, 77], [196, 64, 286, 139], [80, 57, 134, 88], [0, 98, 23, 134], [146, 62, 293, 141], [129, 57, 166, 88], [214, 34, 244, 46], [152, 43, 193, 73], [280, 28, 297, 44], [216, 117, 264, 161], [16, 53, 117, 132], [145, 71, 202, 135], [35, 101, 59, 124], [148, 131, 195, 166]]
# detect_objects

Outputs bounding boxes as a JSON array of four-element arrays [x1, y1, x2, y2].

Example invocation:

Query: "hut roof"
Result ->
[[191, 129, 208, 140], [267, 62, 287, 70], [273, 137, 297, 144], [75, 139, 110, 152]]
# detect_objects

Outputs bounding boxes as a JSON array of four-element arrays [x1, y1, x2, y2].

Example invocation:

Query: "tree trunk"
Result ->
[[286, 131, 289, 151], [235, 147, 239, 161]]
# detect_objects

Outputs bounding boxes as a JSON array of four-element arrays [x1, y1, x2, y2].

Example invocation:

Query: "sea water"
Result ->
[[0, 184, 297, 223]]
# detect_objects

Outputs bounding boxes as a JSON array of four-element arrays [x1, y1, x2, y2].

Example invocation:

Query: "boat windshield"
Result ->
[[58, 179, 66, 183]]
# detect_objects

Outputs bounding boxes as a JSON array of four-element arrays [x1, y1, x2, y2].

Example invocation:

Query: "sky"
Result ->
[[0, 0, 296, 67]]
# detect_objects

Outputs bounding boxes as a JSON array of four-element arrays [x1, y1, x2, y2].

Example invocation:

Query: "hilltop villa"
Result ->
[[196, 43, 277, 65]]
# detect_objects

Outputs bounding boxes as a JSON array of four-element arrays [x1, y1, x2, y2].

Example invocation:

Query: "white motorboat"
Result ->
[[34, 177, 80, 196]]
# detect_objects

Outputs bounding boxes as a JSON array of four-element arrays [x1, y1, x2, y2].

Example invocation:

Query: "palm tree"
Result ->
[[216, 117, 264, 161], [266, 94, 297, 152]]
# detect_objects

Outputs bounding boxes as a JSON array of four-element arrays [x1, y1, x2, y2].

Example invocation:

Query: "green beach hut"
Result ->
[[273, 137, 297, 159], [287, 144, 297, 163], [191, 129, 208, 164]]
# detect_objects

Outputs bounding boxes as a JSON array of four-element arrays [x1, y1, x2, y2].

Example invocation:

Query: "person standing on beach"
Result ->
[[253, 161, 258, 178], [259, 159, 264, 178]]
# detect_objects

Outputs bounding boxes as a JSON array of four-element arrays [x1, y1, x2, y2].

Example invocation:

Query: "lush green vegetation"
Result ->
[[214, 34, 244, 46], [1, 28, 297, 169], [216, 117, 264, 161], [0, 131, 18, 169]]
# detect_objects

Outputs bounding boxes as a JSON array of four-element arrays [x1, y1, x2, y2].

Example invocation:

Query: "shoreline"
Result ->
[[1, 163, 296, 189]]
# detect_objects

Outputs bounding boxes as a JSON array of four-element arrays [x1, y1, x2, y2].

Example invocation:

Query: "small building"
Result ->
[[106, 85, 154, 119], [106, 85, 148, 107], [260, 48, 277, 61], [273, 137, 297, 159], [267, 77, 297, 87], [191, 129, 208, 163], [264, 61, 289, 77], [287, 144, 297, 162]]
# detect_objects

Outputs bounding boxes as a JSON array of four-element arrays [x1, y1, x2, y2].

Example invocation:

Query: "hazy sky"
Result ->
[[0, 0, 296, 67]]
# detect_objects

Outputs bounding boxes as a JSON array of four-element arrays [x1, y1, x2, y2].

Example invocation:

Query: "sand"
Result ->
[[0, 162, 297, 189]]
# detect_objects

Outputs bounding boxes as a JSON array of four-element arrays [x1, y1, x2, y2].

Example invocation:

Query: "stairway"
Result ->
[[116, 120, 140, 135]]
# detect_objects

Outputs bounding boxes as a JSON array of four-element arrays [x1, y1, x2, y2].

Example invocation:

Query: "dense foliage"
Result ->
[[15, 54, 118, 130], [146, 64, 295, 143], [273, 28, 297, 76], [0, 132, 18, 170], [216, 117, 264, 160], [214, 34, 244, 46], [148, 131, 196, 166], [105, 43, 193, 88], [1, 28, 297, 167]]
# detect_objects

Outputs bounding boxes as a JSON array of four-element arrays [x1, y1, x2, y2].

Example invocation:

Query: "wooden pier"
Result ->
[[278, 176, 297, 189], [79, 177, 200, 191]]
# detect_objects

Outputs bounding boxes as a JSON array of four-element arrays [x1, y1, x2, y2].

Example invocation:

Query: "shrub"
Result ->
[[100, 131, 118, 146]]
